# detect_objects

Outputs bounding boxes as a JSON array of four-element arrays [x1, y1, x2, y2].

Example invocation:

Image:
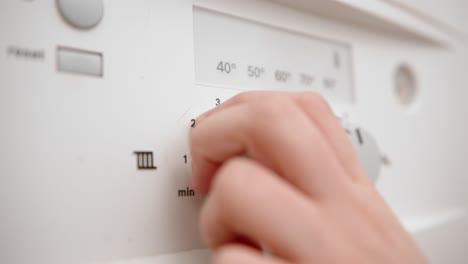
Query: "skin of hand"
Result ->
[[190, 91, 428, 264]]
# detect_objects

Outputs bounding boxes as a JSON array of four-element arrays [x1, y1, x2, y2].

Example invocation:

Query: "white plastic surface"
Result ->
[[389, 0, 468, 38], [57, 47, 102, 76], [1, 0, 468, 263], [57, 0, 104, 29]]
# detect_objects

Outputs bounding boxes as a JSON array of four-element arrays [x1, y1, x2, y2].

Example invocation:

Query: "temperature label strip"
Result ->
[[193, 8, 354, 103]]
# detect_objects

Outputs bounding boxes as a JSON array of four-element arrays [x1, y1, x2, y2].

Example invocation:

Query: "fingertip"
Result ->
[[196, 107, 217, 123]]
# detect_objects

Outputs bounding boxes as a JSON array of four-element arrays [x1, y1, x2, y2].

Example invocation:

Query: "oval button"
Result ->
[[57, 0, 104, 29]]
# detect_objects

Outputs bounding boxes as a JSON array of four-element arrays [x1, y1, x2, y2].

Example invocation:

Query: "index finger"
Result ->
[[190, 94, 348, 197], [198, 91, 367, 183]]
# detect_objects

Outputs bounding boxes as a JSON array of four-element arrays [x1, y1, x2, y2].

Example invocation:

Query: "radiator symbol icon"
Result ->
[[133, 151, 157, 170]]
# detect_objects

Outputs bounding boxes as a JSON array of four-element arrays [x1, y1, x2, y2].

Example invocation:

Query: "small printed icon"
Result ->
[[323, 77, 336, 90], [334, 51, 341, 69], [134, 151, 157, 170]]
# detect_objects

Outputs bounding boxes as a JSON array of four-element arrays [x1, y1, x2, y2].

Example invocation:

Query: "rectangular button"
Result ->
[[57, 47, 103, 77]]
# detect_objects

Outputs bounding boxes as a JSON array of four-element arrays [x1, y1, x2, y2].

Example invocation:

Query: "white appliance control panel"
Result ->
[[1, 1, 468, 264]]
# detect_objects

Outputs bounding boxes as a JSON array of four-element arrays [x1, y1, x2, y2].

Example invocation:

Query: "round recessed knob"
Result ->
[[57, 0, 104, 29], [394, 64, 417, 106]]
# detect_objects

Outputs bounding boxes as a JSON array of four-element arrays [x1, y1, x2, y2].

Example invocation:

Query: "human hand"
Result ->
[[191, 91, 427, 264]]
